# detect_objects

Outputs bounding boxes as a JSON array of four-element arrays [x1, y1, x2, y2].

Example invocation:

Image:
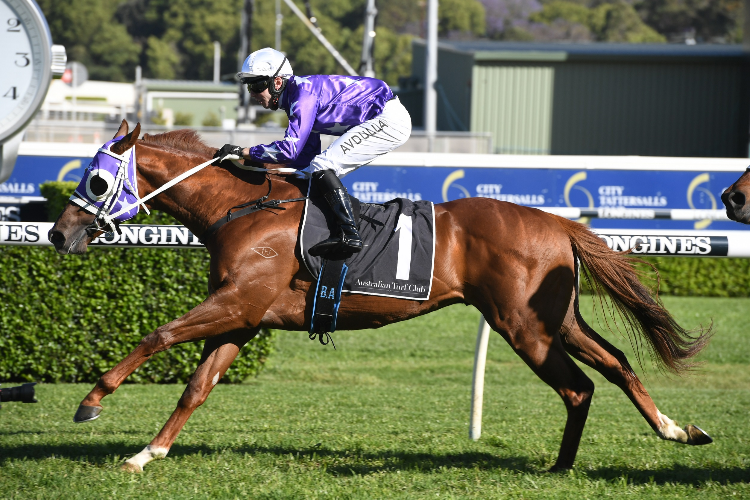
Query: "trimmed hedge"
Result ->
[[0, 182, 274, 383], [579, 254, 750, 297], [639, 256, 750, 297]]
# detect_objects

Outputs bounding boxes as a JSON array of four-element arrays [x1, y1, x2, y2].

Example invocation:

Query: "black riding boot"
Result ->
[[309, 170, 363, 256]]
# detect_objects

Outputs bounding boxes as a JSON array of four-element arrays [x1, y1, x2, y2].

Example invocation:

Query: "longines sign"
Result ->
[[594, 233, 728, 256], [0, 223, 203, 248], [0, 223, 738, 257]]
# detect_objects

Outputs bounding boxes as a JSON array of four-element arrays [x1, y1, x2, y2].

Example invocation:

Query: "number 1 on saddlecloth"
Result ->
[[395, 213, 413, 280]]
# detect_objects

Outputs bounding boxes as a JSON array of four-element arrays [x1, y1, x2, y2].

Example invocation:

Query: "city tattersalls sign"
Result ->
[[0, 223, 733, 257]]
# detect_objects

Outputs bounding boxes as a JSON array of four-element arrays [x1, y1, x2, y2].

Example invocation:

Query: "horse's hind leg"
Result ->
[[122, 327, 259, 472], [559, 296, 712, 446], [483, 300, 595, 470], [515, 334, 596, 471]]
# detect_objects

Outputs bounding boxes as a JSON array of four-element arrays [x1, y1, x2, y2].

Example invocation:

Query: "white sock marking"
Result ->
[[124, 445, 169, 471], [656, 410, 688, 443]]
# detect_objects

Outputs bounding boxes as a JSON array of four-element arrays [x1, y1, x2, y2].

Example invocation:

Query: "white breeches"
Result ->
[[298, 98, 412, 178]]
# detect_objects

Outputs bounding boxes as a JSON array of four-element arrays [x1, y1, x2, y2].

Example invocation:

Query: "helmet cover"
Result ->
[[237, 48, 293, 81]]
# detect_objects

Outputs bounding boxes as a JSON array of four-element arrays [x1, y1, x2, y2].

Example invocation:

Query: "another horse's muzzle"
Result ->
[[722, 188, 750, 223]]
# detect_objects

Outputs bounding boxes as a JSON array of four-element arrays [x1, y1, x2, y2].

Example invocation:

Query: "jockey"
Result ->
[[214, 47, 412, 256]]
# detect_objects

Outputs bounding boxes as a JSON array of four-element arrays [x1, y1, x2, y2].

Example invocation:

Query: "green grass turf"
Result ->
[[1, 296, 748, 499]]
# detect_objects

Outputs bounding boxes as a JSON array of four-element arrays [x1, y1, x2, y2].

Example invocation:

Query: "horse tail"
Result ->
[[554, 215, 711, 373]]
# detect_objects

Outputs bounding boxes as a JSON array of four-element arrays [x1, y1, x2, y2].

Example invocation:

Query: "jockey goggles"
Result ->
[[240, 56, 288, 94], [243, 77, 271, 94]]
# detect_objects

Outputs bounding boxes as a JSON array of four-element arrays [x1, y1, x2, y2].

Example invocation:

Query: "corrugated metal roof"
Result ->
[[414, 39, 748, 62], [141, 79, 238, 92]]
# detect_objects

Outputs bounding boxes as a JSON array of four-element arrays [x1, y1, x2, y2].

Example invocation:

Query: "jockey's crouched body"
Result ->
[[214, 47, 412, 257]]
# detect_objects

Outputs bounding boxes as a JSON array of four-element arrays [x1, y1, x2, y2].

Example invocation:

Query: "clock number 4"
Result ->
[[4, 87, 18, 100], [7, 18, 21, 32]]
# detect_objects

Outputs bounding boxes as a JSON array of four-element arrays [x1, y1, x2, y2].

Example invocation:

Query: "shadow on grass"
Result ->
[[0, 442, 155, 463], [0, 441, 533, 473], [226, 443, 535, 475], [583, 466, 750, 486], [2, 442, 748, 485]]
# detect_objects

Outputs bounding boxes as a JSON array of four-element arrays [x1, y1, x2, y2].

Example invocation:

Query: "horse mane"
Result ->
[[139, 129, 215, 157]]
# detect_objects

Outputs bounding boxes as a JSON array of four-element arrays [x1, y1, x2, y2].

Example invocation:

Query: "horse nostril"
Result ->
[[730, 191, 746, 208], [48, 230, 65, 247]]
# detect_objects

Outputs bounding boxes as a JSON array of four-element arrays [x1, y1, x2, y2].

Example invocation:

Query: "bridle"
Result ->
[[70, 144, 150, 236]]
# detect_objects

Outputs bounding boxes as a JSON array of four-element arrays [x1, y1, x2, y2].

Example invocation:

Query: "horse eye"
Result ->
[[89, 175, 110, 197]]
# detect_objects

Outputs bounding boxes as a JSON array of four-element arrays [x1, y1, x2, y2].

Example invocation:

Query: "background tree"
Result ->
[[116, 0, 243, 80], [635, 0, 743, 43], [36, 0, 746, 86], [528, 0, 664, 42], [37, 0, 140, 81]]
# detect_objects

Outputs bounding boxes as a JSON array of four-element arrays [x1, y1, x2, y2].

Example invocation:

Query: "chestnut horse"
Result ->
[[49, 121, 712, 473]]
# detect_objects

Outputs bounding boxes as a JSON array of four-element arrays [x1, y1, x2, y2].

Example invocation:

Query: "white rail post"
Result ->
[[469, 315, 491, 440], [424, 0, 438, 153]]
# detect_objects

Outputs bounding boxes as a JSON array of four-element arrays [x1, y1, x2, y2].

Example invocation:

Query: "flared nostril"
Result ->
[[48, 230, 65, 247], [730, 191, 746, 208]]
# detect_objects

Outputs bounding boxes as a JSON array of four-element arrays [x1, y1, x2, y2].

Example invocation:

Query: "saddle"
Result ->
[[301, 181, 435, 301]]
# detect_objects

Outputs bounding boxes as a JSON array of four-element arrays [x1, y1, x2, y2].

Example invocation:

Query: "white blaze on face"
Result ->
[[212, 372, 220, 386], [124, 445, 169, 471], [656, 410, 688, 443]]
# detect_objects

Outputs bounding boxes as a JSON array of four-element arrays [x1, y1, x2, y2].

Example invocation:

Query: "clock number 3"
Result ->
[[15, 53, 30, 67], [7, 18, 21, 32], [4, 87, 18, 100]]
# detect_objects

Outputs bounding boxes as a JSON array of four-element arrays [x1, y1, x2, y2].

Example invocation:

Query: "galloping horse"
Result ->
[[50, 121, 712, 473]]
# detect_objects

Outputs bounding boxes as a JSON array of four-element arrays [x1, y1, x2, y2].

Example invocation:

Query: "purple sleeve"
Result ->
[[247, 90, 318, 165], [289, 133, 321, 169]]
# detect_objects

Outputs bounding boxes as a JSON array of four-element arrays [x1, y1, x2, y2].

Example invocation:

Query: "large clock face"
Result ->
[[0, 0, 51, 143]]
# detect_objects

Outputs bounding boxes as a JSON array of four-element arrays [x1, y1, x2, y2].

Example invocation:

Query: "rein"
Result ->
[[79, 149, 307, 238]]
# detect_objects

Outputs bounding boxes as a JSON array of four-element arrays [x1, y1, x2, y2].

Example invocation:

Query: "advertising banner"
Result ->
[[345, 166, 746, 230], [3, 223, 748, 257]]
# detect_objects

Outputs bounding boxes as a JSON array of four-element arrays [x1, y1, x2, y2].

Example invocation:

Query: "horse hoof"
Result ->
[[685, 424, 713, 445], [73, 404, 102, 423], [121, 461, 143, 473], [546, 464, 571, 473]]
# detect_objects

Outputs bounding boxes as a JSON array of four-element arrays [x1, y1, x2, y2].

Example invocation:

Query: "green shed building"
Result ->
[[404, 40, 750, 157], [136, 79, 240, 128]]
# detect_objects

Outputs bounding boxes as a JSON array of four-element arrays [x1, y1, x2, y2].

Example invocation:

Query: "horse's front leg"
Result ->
[[74, 282, 272, 422], [122, 327, 259, 472]]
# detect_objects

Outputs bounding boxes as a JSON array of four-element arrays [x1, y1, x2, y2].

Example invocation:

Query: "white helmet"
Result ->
[[237, 48, 293, 82]]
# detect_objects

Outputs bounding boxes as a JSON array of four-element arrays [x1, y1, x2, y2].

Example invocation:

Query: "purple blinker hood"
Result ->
[[70, 136, 143, 230]]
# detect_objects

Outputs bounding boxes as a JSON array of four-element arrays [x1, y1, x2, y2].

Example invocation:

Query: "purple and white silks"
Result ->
[[247, 75, 396, 169], [69, 136, 144, 231]]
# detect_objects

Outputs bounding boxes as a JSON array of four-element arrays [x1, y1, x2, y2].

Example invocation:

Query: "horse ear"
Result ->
[[111, 122, 141, 155], [113, 119, 128, 139]]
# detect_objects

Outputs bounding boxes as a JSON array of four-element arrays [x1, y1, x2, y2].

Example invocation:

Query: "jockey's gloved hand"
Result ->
[[212, 144, 243, 165]]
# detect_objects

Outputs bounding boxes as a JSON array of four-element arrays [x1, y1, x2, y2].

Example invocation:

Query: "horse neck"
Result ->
[[133, 142, 300, 234]]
